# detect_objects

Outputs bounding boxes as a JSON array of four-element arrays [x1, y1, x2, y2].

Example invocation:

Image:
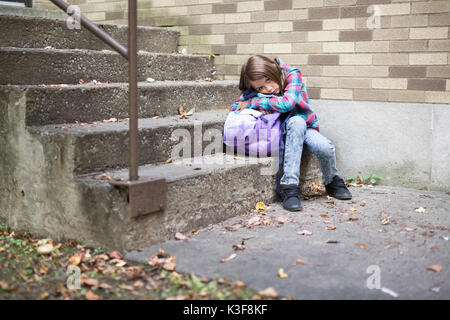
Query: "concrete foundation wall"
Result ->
[[312, 99, 450, 192]]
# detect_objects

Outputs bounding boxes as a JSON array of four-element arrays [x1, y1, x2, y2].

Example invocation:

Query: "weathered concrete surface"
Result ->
[[0, 14, 179, 53], [126, 185, 450, 300], [0, 5, 67, 20], [0, 47, 215, 85], [1, 81, 239, 126], [311, 99, 450, 192]]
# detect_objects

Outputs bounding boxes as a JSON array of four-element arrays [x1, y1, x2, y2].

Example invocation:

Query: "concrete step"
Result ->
[[0, 14, 179, 53], [28, 109, 229, 174], [68, 154, 277, 251], [4, 80, 239, 126], [0, 47, 215, 85]]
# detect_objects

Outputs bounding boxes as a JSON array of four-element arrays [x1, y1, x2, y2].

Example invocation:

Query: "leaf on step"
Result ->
[[178, 106, 187, 119], [102, 118, 117, 123], [255, 202, 267, 211], [427, 264, 442, 272], [277, 268, 288, 279], [258, 287, 278, 298], [277, 216, 288, 224], [69, 254, 82, 266], [186, 108, 195, 116], [415, 207, 426, 213], [294, 259, 306, 265], [297, 230, 312, 236], [175, 232, 187, 241], [325, 225, 336, 230], [381, 218, 391, 225], [326, 239, 339, 244], [359, 243, 366, 249], [37, 243, 54, 255], [220, 253, 236, 263]]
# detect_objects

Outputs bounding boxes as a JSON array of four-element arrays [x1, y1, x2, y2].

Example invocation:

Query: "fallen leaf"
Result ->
[[247, 216, 260, 226], [349, 216, 359, 221], [165, 158, 173, 163], [255, 202, 267, 211], [415, 207, 426, 213], [320, 214, 329, 218], [381, 218, 391, 225], [186, 108, 195, 116], [258, 287, 278, 298], [133, 280, 144, 289], [82, 278, 99, 287], [192, 230, 199, 235], [297, 230, 312, 236], [174, 232, 187, 241], [232, 244, 245, 251], [220, 253, 237, 263], [39, 292, 49, 300], [102, 117, 117, 123], [359, 243, 366, 248], [178, 106, 187, 119], [350, 207, 358, 212], [69, 254, 82, 266], [85, 290, 100, 300], [277, 268, 288, 278], [277, 216, 288, 224], [326, 239, 339, 244], [0, 281, 9, 290], [326, 225, 336, 230], [294, 259, 306, 265], [360, 201, 366, 206], [37, 243, 54, 255], [381, 212, 389, 218], [39, 265, 49, 274], [99, 283, 112, 290], [405, 227, 415, 232], [109, 251, 123, 260], [427, 265, 442, 272]]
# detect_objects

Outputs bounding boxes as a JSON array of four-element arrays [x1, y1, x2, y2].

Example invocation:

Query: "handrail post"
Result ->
[[128, 0, 138, 181]]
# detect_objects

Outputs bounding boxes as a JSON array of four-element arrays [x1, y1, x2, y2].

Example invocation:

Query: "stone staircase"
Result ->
[[0, 9, 320, 252]]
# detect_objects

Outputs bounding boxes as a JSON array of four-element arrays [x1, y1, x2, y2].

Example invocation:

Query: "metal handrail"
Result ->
[[50, 0, 138, 181]]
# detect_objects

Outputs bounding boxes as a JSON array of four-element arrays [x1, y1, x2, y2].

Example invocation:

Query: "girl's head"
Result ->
[[239, 55, 286, 95]]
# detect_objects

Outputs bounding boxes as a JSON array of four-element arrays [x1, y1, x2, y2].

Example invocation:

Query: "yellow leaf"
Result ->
[[39, 292, 49, 300], [294, 259, 306, 265], [255, 202, 267, 211], [427, 264, 442, 272], [69, 254, 82, 266], [277, 268, 288, 279]]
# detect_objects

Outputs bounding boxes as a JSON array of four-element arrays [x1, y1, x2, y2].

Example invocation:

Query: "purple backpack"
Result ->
[[223, 108, 282, 157]]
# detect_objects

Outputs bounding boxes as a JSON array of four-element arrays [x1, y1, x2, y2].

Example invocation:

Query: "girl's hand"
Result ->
[[237, 100, 248, 111], [261, 109, 273, 115]]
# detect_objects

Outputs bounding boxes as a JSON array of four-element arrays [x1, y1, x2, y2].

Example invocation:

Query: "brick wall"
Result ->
[[35, 0, 450, 104]]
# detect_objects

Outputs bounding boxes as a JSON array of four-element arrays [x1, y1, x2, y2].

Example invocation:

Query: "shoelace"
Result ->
[[284, 188, 300, 198]]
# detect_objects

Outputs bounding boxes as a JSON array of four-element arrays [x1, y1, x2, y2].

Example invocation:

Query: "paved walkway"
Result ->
[[125, 185, 450, 300]]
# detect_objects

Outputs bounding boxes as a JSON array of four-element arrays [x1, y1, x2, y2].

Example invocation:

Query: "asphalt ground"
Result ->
[[126, 185, 450, 300]]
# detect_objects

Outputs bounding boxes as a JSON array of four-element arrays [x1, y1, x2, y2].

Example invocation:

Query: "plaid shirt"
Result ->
[[229, 58, 319, 132]]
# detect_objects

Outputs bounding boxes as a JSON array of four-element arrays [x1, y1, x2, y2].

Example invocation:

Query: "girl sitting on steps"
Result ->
[[229, 55, 352, 211]]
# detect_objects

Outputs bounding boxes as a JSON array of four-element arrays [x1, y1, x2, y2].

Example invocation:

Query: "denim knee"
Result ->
[[286, 116, 307, 134], [316, 140, 335, 159]]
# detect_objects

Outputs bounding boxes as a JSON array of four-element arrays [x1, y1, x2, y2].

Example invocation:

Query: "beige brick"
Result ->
[[339, 78, 372, 89], [85, 12, 105, 21], [237, 1, 264, 12], [446, 80, 450, 92], [323, 18, 355, 30], [197, 14, 225, 24], [425, 91, 450, 104], [323, 42, 355, 53], [354, 89, 389, 102], [183, 45, 212, 54], [323, 66, 388, 77], [293, 0, 323, 8], [427, 66, 450, 79], [251, 33, 280, 44], [389, 40, 428, 52], [251, 11, 279, 22], [264, 21, 293, 33], [308, 31, 339, 42], [299, 65, 323, 76], [151, 0, 176, 7], [307, 76, 339, 88], [373, 28, 409, 40], [278, 9, 308, 21], [410, 27, 448, 40], [276, 54, 308, 65], [308, 54, 339, 65], [265, 0, 294, 11], [325, 0, 356, 6], [429, 40, 450, 52], [355, 41, 389, 52], [372, 78, 407, 90], [339, 54, 372, 65], [188, 4, 212, 15], [237, 44, 264, 54], [225, 12, 251, 24], [408, 79, 446, 91], [321, 89, 353, 100], [429, 13, 450, 27], [373, 53, 409, 65], [412, 1, 450, 14], [388, 90, 425, 103], [225, 55, 251, 65], [280, 32, 308, 43], [390, 14, 428, 28], [355, 16, 391, 29], [176, 0, 198, 5], [292, 42, 323, 54], [264, 43, 292, 54], [409, 53, 448, 66], [378, 3, 411, 16], [308, 7, 339, 19], [212, 3, 236, 14]]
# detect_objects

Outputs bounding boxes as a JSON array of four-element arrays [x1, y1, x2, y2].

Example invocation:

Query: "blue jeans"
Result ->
[[280, 116, 338, 186]]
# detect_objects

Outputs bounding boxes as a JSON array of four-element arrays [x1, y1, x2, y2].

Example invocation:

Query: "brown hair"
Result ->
[[238, 55, 287, 93]]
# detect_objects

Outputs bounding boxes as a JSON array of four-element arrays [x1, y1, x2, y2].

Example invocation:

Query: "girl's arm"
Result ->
[[247, 67, 311, 113]]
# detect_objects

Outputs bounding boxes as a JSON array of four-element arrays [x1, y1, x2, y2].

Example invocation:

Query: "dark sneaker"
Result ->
[[325, 175, 352, 200], [282, 184, 303, 211]]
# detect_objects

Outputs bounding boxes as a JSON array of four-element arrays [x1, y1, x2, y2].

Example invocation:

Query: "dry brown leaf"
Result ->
[[326, 239, 339, 244], [359, 243, 366, 249], [258, 287, 278, 298], [220, 253, 237, 263], [320, 214, 329, 218], [39, 292, 49, 300], [178, 106, 187, 119], [37, 243, 54, 255], [82, 278, 99, 287], [109, 251, 123, 260], [277, 216, 288, 224], [294, 259, 306, 265], [175, 232, 187, 241], [85, 290, 100, 300], [69, 254, 82, 266], [277, 268, 288, 279], [349, 216, 359, 221], [405, 227, 415, 232], [427, 264, 442, 272], [326, 225, 336, 230]]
